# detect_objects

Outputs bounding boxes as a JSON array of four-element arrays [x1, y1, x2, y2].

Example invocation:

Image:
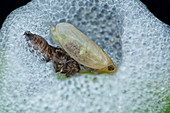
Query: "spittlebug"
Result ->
[[50, 23, 117, 73]]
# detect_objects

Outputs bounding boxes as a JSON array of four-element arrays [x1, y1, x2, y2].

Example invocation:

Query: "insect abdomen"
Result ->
[[24, 31, 55, 62], [24, 31, 80, 77]]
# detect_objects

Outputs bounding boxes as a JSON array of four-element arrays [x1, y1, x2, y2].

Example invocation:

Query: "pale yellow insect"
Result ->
[[50, 23, 117, 73]]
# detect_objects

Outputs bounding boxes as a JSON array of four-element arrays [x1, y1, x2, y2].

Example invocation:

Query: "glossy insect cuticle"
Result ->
[[50, 23, 118, 72]]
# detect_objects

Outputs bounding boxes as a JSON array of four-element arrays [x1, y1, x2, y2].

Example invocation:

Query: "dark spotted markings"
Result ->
[[24, 31, 80, 77]]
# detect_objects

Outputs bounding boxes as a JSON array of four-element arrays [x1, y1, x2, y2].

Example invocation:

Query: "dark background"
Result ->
[[0, 0, 169, 28]]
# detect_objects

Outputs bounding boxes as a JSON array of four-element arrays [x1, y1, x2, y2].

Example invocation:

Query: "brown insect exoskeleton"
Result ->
[[24, 31, 80, 77]]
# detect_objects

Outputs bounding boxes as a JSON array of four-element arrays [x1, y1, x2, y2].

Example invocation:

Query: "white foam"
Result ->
[[0, 0, 169, 113]]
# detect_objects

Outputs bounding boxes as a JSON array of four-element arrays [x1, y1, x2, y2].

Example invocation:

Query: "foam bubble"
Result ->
[[0, 0, 169, 113]]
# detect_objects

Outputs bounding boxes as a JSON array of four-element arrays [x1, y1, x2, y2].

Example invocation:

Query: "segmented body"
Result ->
[[24, 31, 80, 77]]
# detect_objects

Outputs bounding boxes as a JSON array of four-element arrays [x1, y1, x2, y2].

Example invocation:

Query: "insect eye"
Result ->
[[108, 65, 114, 71]]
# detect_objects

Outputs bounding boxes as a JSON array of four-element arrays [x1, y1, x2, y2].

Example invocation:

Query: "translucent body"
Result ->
[[50, 23, 117, 73]]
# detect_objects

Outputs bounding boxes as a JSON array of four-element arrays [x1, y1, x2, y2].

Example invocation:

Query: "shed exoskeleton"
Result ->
[[24, 31, 80, 77]]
